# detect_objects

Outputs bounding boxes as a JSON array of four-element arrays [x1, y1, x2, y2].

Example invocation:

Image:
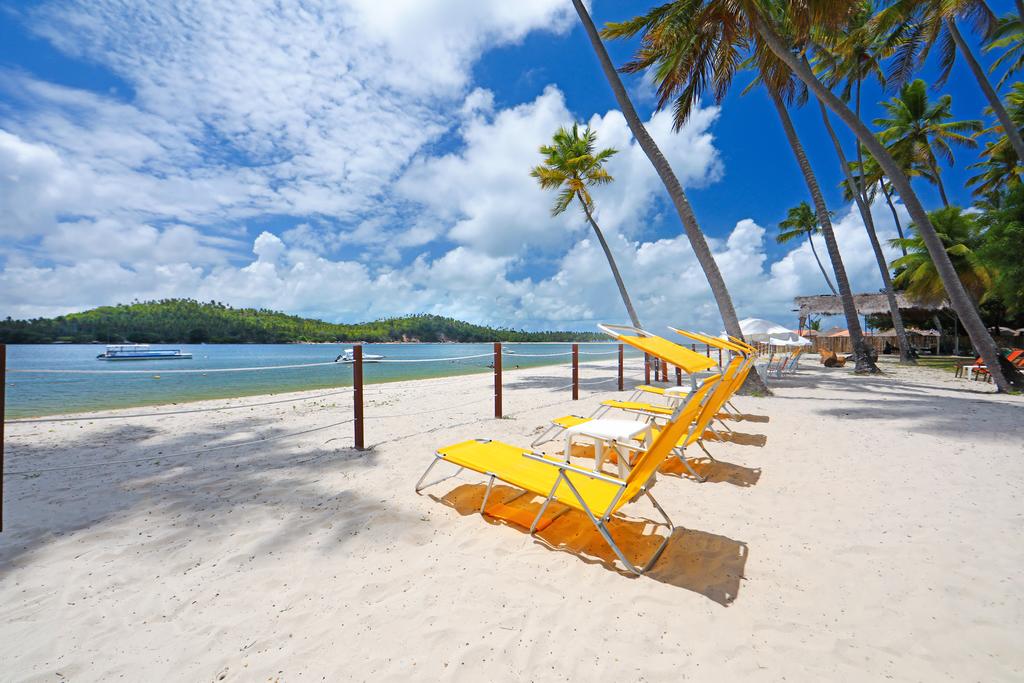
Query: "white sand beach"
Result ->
[[2, 357, 1023, 681]]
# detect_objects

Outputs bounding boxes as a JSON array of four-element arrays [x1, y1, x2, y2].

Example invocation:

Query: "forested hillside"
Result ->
[[0, 300, 602, 343]]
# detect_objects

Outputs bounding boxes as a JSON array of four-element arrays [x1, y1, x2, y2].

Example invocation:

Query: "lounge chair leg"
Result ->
[[530, 472, 563, 534], [697, 439, 717, 462], [480, 475, 496, 514], [672, 447, 706, 482], [414, 457, 464, 493]]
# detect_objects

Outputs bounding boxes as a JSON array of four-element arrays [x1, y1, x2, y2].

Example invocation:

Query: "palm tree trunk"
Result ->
[[748, 10, 1021, 391], [880, 180, 908, 255], [572, 0, 770, 394], [579, 198, 642, 329], [948, 19, 1024, 165], [807, 234, 838, 295], [930, 161, 951, 207], [767, 89, 879, 373], [819, 102, 916, 365], [1017, 0, 1024, 22]]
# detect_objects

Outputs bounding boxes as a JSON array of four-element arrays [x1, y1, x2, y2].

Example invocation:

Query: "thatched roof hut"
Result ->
[[794, 293, 948, 319]]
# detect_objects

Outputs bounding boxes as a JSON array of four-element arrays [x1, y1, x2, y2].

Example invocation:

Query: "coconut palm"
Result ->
[[890, 207, 993, 306], [839, 150, 909, 255], [985, 13, 1024, 88], [530, 124, 641, 328], [811, 6, 916, 363], [777, 202, 838, 295], [873, 79, 983, 207], [878, 0, 1024, 164], [740, 1, 1021, 390], [569, 0, 770, 393], [603, 1, 882, 373], [969, 82, 1024, 199]]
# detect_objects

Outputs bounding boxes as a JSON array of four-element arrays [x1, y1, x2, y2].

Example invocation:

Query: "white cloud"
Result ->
[[0, 2, 909, 334], [397, 86, 723, 257]]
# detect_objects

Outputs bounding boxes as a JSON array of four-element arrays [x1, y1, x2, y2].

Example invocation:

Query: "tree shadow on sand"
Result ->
[[0, 414, 404, 577], [432, 482, 747, 606]]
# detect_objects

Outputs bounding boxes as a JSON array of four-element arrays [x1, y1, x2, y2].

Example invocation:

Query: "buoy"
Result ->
[[153, 375, 161, 379]]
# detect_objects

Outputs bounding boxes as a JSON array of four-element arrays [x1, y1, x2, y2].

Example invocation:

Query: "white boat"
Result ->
[[336, 348, 385, 363], [97, 344, 192, 361]]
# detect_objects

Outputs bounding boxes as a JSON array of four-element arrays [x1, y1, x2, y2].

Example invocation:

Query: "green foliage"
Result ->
[[776, 201, 823, 244], [0, 300, 603, 344], [976, 185, 1024, 314], [890, 206, 993, 304], [530, 123, 616, 216], [873, 79, 982, 200]]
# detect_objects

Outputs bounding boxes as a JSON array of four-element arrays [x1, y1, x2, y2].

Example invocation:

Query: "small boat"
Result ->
[[335, 348, 385, 363], [97, 344, 192, 361]]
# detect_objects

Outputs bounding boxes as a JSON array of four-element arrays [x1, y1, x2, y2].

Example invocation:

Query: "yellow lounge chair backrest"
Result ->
[[598, 324, 718, 374], [670, 328, 748, 356], [621, 374, 719, 501], [682, 355, 745, 444]]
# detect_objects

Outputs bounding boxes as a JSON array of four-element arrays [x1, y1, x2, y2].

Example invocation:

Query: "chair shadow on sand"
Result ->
[[659, 457, 762, 487], [720, 412, 770, 423], [433, 483, 748, 606]]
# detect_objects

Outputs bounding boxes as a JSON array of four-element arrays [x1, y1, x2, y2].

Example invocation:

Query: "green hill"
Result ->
[[0, 299, 603, 344]]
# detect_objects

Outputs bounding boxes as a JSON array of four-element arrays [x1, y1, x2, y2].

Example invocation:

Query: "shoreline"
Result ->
[[5, 345, 638, 420]]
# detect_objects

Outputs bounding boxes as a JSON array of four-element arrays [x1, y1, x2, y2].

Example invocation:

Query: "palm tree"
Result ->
[[873, 79, 983, 207], [816, 107, 916, 364], [603, 2, 881, 373], [968, 82, 1024, 199], [890, 207, 993, 306], [777, 202, 838, 295], [569, 0, 770, 393], [741, 1, 1022, 390], [985, 13, 1024, 88], [812, 8, 915, 364], [879, 0, 1024, 164], [530, 124, 641, 328], [839, 150, 908, 255]]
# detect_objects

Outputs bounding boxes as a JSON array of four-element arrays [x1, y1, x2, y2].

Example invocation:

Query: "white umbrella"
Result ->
[[732, 318, 801, 343], [769, 336, 811, 347]]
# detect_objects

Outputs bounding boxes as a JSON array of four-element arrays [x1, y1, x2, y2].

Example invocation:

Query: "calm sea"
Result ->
[[3, 343, 634, 418]]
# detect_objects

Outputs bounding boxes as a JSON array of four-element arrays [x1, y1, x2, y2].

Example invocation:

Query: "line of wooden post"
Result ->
[[617, 344, 624, 391], [353, 344, 364, 451], [571, 344, 579, 400], [494, 342, 502, 418], [348, 339, 636, 449]]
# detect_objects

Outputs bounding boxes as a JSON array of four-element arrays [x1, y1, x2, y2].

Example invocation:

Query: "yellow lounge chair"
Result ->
[[415, 373, 720, 575], [551, 354, 747, 481]]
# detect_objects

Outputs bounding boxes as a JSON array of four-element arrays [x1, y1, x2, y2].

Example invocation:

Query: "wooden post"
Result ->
[[661, 360, 668, 383], [0, 344, 5, 532], [353, 344, 364, 450], [571, 343, 579, 400], [718, 347, 723, 367], [617, 344, 624, 391], [676, 366, 682, 386], [706, 343, 711, 358], [493, 342, 502, 418], [644, 354, 651, 384]]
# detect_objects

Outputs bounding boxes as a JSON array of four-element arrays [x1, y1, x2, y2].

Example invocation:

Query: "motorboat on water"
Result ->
[[335, 348, 385, 363], [96, 344, 192, 361]]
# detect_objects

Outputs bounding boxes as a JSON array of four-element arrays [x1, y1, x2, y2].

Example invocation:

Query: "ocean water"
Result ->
[[3, 342, 635, 418]]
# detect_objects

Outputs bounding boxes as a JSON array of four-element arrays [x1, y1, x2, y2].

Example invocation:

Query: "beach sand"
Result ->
[[2, 356, 1023, 681]]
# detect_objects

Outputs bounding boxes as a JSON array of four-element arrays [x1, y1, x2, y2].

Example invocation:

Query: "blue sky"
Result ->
[[0, 1, 1017, 331]]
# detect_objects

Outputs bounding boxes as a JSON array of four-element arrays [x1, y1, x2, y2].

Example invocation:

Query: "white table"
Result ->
[[563, 419, 653, 478]]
